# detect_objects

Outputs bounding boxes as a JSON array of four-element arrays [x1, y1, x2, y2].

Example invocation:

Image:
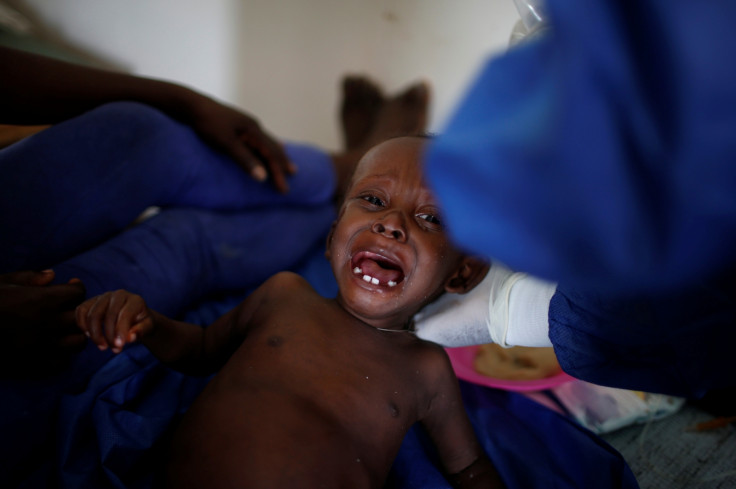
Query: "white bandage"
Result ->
[[414, 262, 556, 348], [413, 267, 495, 347], [487, 265, 526, 347], [506, 272, 557, 347]]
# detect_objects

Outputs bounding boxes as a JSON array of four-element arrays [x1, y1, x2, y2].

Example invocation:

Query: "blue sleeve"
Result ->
[[426, 1, 736, 294]]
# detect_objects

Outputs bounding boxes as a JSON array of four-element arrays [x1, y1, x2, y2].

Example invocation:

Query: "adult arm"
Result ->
[[0, 270, 87, 377], [0, 46, 294, 192], [426, 1, 736, 294]]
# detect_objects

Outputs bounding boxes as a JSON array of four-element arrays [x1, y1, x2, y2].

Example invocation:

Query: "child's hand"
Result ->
[[75, 290, 153, 354]]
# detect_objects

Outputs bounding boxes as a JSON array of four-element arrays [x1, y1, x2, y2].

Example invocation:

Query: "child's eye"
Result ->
[[417, 213, 442, 227], [361, 195, 385, 207]]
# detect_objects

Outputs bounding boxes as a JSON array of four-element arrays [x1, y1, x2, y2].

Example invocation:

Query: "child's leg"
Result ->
[[52, 204, 335, 317], [0, 101, 336, 272]]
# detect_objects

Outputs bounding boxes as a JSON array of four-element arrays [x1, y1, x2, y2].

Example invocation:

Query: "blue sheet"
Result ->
[[0, 245, 638, 489]]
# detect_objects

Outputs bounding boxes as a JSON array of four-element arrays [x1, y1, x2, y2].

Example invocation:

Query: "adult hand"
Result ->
[[186, 94, 297, 193], [0, 269, 87, 378], [1, 46, 296, 193]]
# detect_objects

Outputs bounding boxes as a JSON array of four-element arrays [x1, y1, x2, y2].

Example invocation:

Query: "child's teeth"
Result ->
[[356, 268, 397, 287]]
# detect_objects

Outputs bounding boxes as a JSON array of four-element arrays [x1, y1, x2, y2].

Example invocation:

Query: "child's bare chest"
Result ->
[[218, 299, 427, 426], [169, 281, 435, 487]]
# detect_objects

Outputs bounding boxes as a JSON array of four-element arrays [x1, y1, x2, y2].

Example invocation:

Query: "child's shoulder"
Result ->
[[261, 271, 313, 293], [241, 272, 315, 317], [410, 338, 458, 382], [231, 272, 315, 326]]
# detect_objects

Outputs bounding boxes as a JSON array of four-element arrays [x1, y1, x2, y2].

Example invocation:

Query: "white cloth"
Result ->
[[414, 262, 556, 348]]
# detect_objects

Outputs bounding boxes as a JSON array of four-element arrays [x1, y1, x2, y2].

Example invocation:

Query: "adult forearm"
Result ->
[[0, 46, 199, 125]]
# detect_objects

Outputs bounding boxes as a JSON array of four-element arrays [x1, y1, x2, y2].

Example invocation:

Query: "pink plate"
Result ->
[[446, 345, 574, 392]]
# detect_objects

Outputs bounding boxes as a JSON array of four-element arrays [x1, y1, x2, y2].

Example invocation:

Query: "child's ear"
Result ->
[[444, 256, 490, 294], [324, 221, 337, 260]]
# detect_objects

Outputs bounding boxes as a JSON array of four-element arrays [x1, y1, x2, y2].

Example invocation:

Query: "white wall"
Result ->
[[7, 0, 519, 149], [7, 0, 239, 98]]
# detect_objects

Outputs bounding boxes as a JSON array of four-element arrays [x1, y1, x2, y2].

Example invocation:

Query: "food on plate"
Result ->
[[473, 344, 562, 381]]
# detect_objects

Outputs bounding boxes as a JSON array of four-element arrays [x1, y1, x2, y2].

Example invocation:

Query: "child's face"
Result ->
[[327, 137, 465, 328]]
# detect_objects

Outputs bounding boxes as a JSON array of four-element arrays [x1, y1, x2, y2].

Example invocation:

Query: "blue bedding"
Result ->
[[0, 246, 638, 488]]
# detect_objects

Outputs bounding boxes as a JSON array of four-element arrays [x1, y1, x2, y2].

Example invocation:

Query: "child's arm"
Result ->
[[0, 46, 293, 192], [75, 285, 264, 374], [419, 348, 506, 488]]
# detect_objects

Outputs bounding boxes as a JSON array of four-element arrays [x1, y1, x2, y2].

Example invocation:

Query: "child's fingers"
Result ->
[[76, 291, 150, 354], [108, 292, 147, 353], [111, 294, 137, 353], [102, 290, 127, 351], [128, 311, 154, 343], [75, 295, 95, 336], [80, 293, 112, 351]]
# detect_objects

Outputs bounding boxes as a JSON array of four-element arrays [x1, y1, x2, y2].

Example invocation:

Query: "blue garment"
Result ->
[[425, 2, 736, 395], [2, 341, 639, 489], [388, 382, 637, 489], [549, 268, 736, 398], [426, 1, 736, 295], [0, 100, 638, 488], [0, 101, 336, 317], [0, 101, 338, 486]]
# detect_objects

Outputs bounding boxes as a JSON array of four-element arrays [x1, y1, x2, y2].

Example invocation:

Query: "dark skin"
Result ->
[[0, 45, 291, 376], [0, 47, 429, 196], [2, 58, 431, 378], [0, 46, 294, 192], [0, 270, 87, 377], [76, 138, 503, 488]]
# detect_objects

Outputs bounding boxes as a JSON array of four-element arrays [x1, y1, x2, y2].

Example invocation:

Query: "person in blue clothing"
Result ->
[[0, 36, 641, 489], [417, 0, 736, 398], [6, 0, 736, 401], [0, 45, 429, 376]]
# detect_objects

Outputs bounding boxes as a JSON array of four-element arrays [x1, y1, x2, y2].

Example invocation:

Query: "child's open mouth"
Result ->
[[350, 251, 405, 288]]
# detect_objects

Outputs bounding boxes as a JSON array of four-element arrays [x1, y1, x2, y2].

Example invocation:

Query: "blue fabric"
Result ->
[[0, 101, 337, 485], [549, 266, 736, 398], [426, 1, 736, 295], [0, 101, 336, 318], [1, 102, 333, 273], [388, 382, 637, 489], [424, 1, 736, 397], [2, 339, 639, 489], [52, 204, 335, 317], [1, 244, 639, 488], [0, 101, 637, 488]]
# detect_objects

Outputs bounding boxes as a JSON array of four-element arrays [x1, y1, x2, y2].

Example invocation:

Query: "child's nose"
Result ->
[[371, 211, 407, 242]]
